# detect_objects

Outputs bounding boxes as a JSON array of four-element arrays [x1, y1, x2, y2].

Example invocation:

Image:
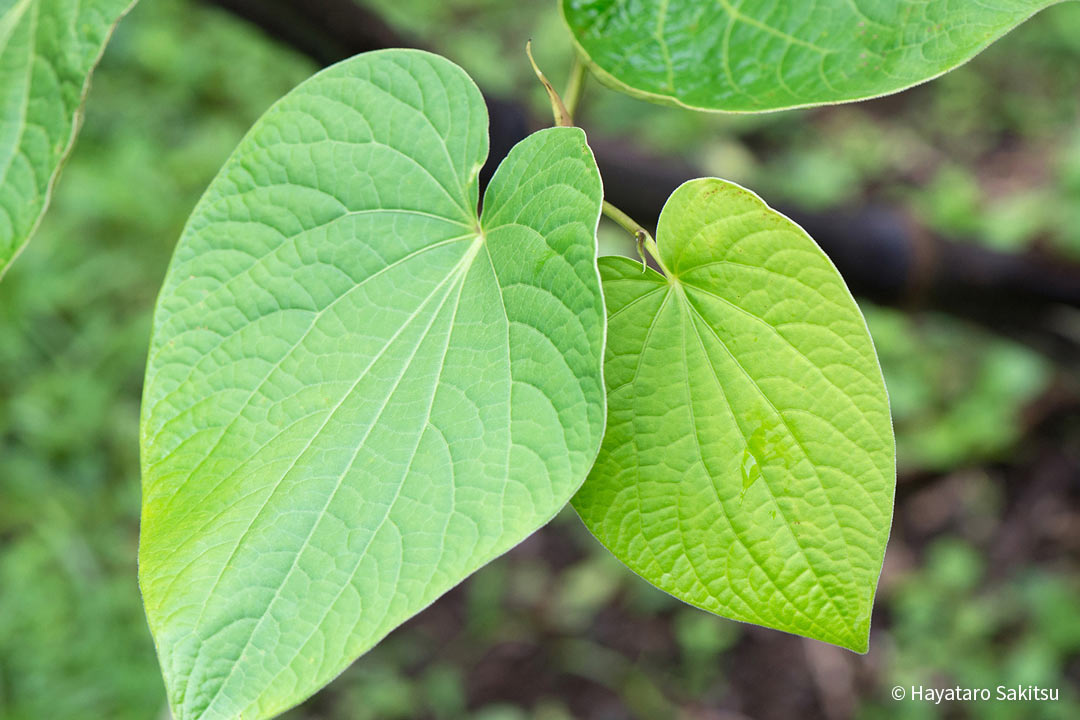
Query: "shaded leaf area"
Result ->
[[139, 50, 604, 720], [0, 0, 136, 278], [561, 0, 1062, 112]]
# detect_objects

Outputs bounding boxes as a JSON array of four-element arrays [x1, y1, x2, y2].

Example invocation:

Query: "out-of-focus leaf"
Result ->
[[561, 0, 1062, 112], [0, 0, 136, 278]]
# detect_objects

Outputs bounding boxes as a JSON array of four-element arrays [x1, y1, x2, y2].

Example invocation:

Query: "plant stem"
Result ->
[[525, 41, 572, 127], [602, 201, 667, 275], [601, 201, 647, 238], [563, 52, 587, 119]]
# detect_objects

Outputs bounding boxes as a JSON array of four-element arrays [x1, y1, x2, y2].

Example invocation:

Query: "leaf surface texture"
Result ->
[[561, 0, 1062, 111], [575, 178, 894, 651], [139, 49, 606, 720]]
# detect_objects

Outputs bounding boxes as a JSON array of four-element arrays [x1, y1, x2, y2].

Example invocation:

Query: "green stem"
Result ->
[[563, 52, 587, 119], [601, 201, 667, 275], [601, 201, 646, 238], [526, 41, 572, 127]]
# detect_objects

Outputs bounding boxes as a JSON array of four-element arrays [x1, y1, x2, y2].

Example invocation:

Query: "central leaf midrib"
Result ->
[[179, 233, 485, 718], [681, 279, 889, 452], [672, 282, 858, 641], [145, 222, 477, 473], [606, 281, 839, 638], [225, 244, 485, 720], [157, 230, 486, 573]]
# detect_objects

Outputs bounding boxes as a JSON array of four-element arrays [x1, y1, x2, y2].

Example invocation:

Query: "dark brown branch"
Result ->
[[200, 0, 1080, 367], [203, 0, 411, 65]]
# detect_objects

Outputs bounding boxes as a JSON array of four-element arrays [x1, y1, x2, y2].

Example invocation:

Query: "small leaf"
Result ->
[[139, 49, 605, 720], [574, 178, 894, 652], [0, 0, 136, 278], [561, 0, 1061, 112]]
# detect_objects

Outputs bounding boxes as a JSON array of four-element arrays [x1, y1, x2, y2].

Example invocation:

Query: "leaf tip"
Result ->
[[832, 618, 871, 655]]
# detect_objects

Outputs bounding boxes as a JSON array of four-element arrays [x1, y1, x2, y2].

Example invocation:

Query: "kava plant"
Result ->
[[0, 1, 1067, 718]]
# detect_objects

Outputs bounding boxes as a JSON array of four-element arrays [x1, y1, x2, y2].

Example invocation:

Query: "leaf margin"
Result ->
[[558, 0, 1065, 114]]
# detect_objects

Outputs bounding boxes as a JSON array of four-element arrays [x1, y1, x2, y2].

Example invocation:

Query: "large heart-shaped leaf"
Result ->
[[139, 50, 605, 720], [561, 0, 1061, 112], [0, 0, 135, 278], [574, 179, 894, 652]]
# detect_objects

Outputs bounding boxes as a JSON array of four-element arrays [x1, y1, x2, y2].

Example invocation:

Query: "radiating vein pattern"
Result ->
[[574, 179, 894, 652], [561, 0, 1061, 111], [0, 0, 135, 277], [139, 50, 605, 720]]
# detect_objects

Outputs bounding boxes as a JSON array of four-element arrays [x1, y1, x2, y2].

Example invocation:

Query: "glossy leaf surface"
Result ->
[[575, 178, 894, 651], [140, 50, 605, 719], [0, 0, 135, 277], [561, 0, 1062, 112]]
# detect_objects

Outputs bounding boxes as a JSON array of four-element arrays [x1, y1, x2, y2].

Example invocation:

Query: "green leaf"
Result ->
[[561, 0, 1062, 112], [574, 178, 894, 652], [139, 49, 605, 720], [0, 0, 135, 278]]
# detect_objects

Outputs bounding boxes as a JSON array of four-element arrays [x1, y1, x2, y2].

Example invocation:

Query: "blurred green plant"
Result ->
[[865, 310, 1051, 472], [862, 540, 1080, 720]]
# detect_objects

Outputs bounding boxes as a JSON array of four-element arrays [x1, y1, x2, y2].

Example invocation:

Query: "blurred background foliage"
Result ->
[[0, 1, 1078, 718]]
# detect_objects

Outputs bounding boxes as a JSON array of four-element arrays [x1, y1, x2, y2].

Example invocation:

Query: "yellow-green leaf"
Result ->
[[575, 178, 895, 652]]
